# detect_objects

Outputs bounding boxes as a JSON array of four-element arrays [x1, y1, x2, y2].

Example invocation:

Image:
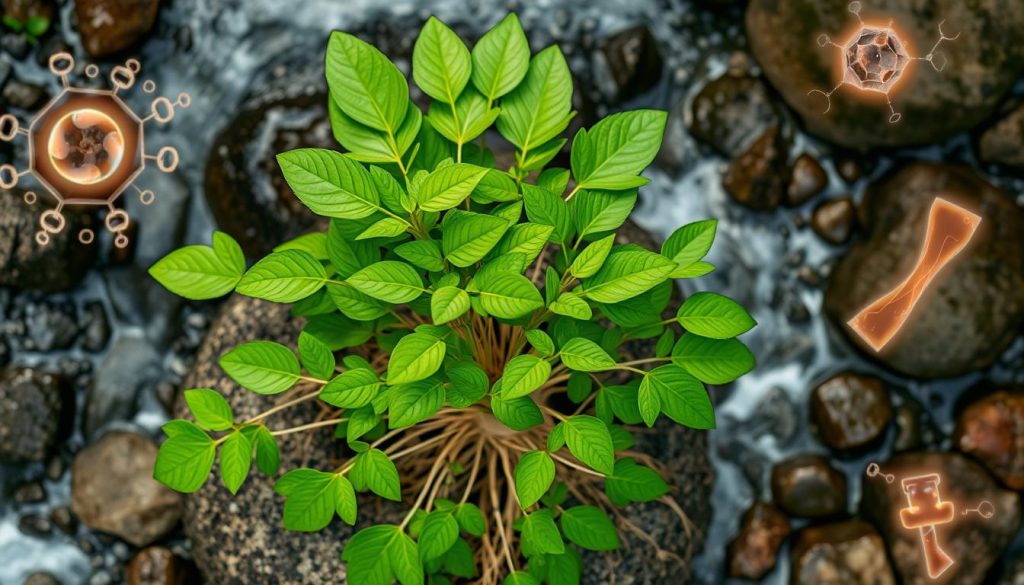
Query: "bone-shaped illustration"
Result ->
[[899, 474, 956, 579], [848, 197, 981, 352]]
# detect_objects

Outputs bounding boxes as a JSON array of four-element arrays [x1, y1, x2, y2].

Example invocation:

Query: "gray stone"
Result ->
[[0, 367, 71, 462], [85, 335, 161, 438], [125, 171, 192, 269]]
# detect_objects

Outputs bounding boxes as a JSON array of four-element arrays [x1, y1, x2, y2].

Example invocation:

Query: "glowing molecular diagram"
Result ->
[[0, 52, 189, 249], [866, 463, 994, 580], [809, 1, 960, 123]]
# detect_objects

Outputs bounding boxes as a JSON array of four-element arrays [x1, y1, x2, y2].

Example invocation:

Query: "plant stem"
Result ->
[[270, 417, 344, 437]]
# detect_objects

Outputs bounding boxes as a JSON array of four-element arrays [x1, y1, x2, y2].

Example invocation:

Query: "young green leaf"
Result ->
[[298, 331, 336, 381], [417, 164, 489, 212], [454, 503, 486, 536], [474, 273, 544, 319], [520, 509, 565, 558], [471, 13, 530, 103], [525, 329, 555, 357], [570, 110, 666, 190], [394, 239, 446, 272], [329, 98, 421, 164], [497, 46, 574, 153], [562, 415, 615, 475], [387, 332, 447, 385], [219, 341, 301, 395], [500, 355, 551, 399], [388, 379, 445, 428], [327, 284, 392, 321], [605, 458, 669, 506], [491, 395, 544, 431], [326, 31, 409, 133], [277, 468, 340, 531], [413, 17, 471, 105], [549, 292, 592, 320], [493, 223, 553, 264], [418, 511, 460, 561], [559, 338, 616, 372], [570, 233, 615, 279], [672, 333, 756, 384], [431, 286, 470, 324], [253, 426, 280, 477], [445, 361, 490, 407], [154, 421, 215, 493], [582, 246, 676, 304], [637, 379, 661, 427], [522, 184, 571, 243], [320, 369, 381, 409], [514, 450, 555, 509], [641, 365, 715, 429], [149, 233, 245, 300], [236, 249, 327, 303], [277, 148, 383, 220], [442, 210, 510, 267], [427, 88, 500, 146], [220, 430, 253, 495], [661, 219, 717, 274], [183, 388, 234, 431], [356, 217, 409, 240], [504, 572, 540, 585], [346, 261, 425, 304], [560, 505, 620, 551], [676, 292, 756, 339], [350, 448, 401, 501], [571, 189, 636, 238]]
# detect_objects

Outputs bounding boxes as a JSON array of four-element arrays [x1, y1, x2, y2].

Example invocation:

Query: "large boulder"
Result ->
[[953, 390, 1024, 490], [746, 0, 1024, 148], [824, 163, 1024, 378]]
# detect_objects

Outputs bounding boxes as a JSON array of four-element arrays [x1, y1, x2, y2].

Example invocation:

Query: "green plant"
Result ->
[[150, 13, 755, 585], [2, 14, 50, 44]]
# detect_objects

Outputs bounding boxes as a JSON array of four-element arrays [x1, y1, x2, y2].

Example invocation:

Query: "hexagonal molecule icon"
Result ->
[[808, 1, 959, 123], [0, 52, 189, 248]]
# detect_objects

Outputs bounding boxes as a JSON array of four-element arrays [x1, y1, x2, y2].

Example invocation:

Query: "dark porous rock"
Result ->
[[978, 102, 1024, 172], [810, 372, 891, 453], [0, 192, 97, 292], [126, 546, 198, 585], [17, 512, 52, 537], [824, 163, 1024, 378], [891, 387, 942, 452], [85, 335, 161, 438], [790, 521, 895, 585], [596, 25, 663, 102], [746, 0, 1024, 148], [688, 69, 786, 158], [860, 451, 1021, 585], [74, 0, 159, 57], [50, 505, 77, 535], [0, 367, 71, 462], [23, 299, 79, 351], [2, 78, 47, 110], [23, 573, 62, 585], [810, 197, 854, 245], [786, 154, 828, 207], [954, 390, 1024, 489], [13, 480, 47, 504], [770, 454, 847, 519], [833, 153, 864, 185], [79, 301, 111, 353], [722, 126, 788, 211], [727, 501, 790, 580], [71, 431, 182, 547]]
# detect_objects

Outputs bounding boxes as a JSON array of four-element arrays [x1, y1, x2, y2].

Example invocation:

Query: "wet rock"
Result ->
[[85, 335, 161, 438], [74, 0, 160, 57], [0, 367, 71, 462], [24, 573, 61, 585], [126, 546, 197, 585], [0, 193, 97, 292], [722, 127, 788, 210], [834, 154, 864, 184], [891, 388, 942, 452], [79, 301, 111, 353], [743, 386, 799, 445], [0, 32, 29, 60], [18, 512, 52, 537], [746, 0, 1024, 148], [810, 197, 854, 245], [1001, 559, 1024, 585], [824, 163, 1024, 378], [125, 171, 191, 269], [1, 78, 47, 110], [13, 480, 47, 504], [978, 102, 1024, 172], [103, 264, 181, 345], [860, 451, 1021, 585], [771, 454, 847, 518], [595, 25, 663, 102], [688, 70, 785, 158], [786, 154, 828, 207], [0, 338, 11, 368], [23, 299, 79, 351], [810, 372, 891, 453], [791, 521, 895, 585], [71, 431, 182, 547], [1, 0, 56, 23], [727, 501, 790, 580], [954, 390, 1024, 490], [50, 505, 77, 535]]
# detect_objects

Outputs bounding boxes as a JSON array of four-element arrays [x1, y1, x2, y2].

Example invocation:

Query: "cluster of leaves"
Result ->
[[2, 14, 49, 43], [149, 13, 755, 585]]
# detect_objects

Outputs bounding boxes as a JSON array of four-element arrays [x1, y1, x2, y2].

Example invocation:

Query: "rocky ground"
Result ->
[[1, 0, 1023, 584]]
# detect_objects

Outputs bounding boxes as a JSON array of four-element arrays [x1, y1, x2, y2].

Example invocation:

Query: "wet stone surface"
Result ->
[[726, 501, 790, 580], [954, 390, 1024, 490], [0, 367, 71, 462], [809, 371, 892, 453], [790, 520, 895, 585], [770, 454, 847, 519]]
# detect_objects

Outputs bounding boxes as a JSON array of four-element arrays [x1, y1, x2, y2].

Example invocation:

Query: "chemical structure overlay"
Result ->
[[0, 52, 190, 249]]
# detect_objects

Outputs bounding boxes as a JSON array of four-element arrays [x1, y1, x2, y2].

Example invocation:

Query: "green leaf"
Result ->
[[504, 572, 540, 585], [570, 233, 615, 279], [149, 232, 245, 300], [559, 338, 616, 372], [220, 430, 253, 495], [500, 355, 551, 399], [277, 469, 339, 531], [514, 450, 555, 509], [387, 332, 447, 385], [335, 474, 358, 525], [347, 261, 425, 304], [329, 97, 421, 164], [327, 219, 379, 278], [347, 406, 380, 443], [638, 379, 660, 427], [413, 17, 471, 104], [571, 189, 636, 238], [662, 219, 717, 276], [472, 169, 520, 203], [418, 511, 459, 561], [525, 329, 555, 357], [441, 210, 510, 267], [560, 505, 620, 551], [3, 15, 23, 32], [183, 388, 233, 431], [497, 46, 574, 153], [571, 110, 666, 190], [25, 15, 49, 37], [389, 379, 445, 428], [676, 292, 756, 339], [537, 167, 571, 195], [357, 217, 410, 240], [219, 341, 301, 395], [671, 333, 756, 384], [298, 331, 336, 381], [471, 13, 530, 103], [534, 549, 582, 585], [326, 31, 409, 133], [343, 525, 399, 584], [427, 88, 500, 145], [675, 261, 715, 278], [446, 361, 489, 407], [562, 415, 615, 475], [521, 509, 565, 558], [493, 223, 553, 264], [549, 292, 592, 320], [320, 368, 381, 408], [277, 148, 383, 219], [305, 313, 374, 351], [605, 458, 669, 506], [454, 503, 486, 536], [253, 426, 280, 476], [582, 246, 676, 304], [395, 240, 446, 272], [327, 284, 391, 321], [431, 286, 470, 325], [491, 395, 544, 431], [154, 421, 215, 493], [642, 365, 715, 429], [442, 538, 476, 578], [389, 530, 423, 585], [275, 232, 329, 259], [417, 164, 489, 212], [522, 184, 571, 243], [351, 448, 401, 501], [236, 249, 326, 303], [475, 273, 544, 319], [655, 329, 675, 358]]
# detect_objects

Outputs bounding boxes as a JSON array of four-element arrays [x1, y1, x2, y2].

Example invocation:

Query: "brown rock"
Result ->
[[771, 454, 847, 518], [597, 25, 663, 102], [71, 431, 182, 547], [834, 154, 864, 184], [891, 388, 942, 453], [74, 0, 159, 57], [23, 573, 61, 585], [688, 71, 786, 158], [723, 126, 788, 210], [811, 198, 854, 245], [954, 390, 1024, 489], [0, 367, 71, 462], [727, 501, 791, 580], [787, 154, 828, 206], [978, 103, 1024, 171], [811, 372, 891, 452], [127, 546, 197, 585], [860, 452, 1022, 585], [824, 163, 1024, 378], [791, 521, 895, 585], [2, 0, 55, 22]]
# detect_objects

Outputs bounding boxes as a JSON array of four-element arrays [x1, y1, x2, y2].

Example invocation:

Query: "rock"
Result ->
[[786, 154, 828, 207], [18, 512, 52, 537], [126, 546, 197, 585], [824, 163, 1024, 378], [0, 367, 71, 462], [125, 170, 191, 269], [746, 0, 1024, 148], [102, 264, 181, 345], [978, 102, 1024, 172], [0, 32, 30, 60], [1001, 559, 1024, 585], [834, 154, 864, 184], [71, 431, 182, 547], [0, 193, 97, 292], [23, 572, 61, 585], [13, 481, 47, 504], [1, 0, 56, 23], [810, 197, 854, 245], [954, 390, 1024, 489], [688, 70, 786, 158], [85, 335, 162, 438], [770, 454, 847, 518], [74, 0, 160, 57], [727, 501, 790, 580], [740, 386, 799, 445], [891, 388, 942, 452], [722, 127, 788, 210], [810, 372, 891, 453], [79, 301, 111, 352], [595, 25, 663, 102], [790, 521, 895, 585], [23, 299, 79, 351], [860, 452, 1021, 585], [1, 78, 47, 109], [50, 505, 77, 535]]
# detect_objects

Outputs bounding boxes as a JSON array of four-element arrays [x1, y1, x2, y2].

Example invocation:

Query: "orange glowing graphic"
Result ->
[[808, 1, 959, 123], [847, 197, 981, 352], [0, 53, 189, 249]]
